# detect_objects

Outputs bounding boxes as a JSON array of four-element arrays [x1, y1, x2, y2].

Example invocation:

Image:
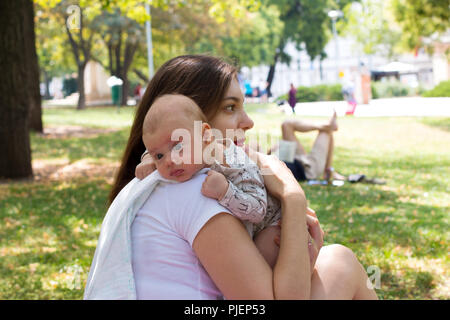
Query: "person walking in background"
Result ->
[[259, 81, 269, 103], [244, 80, 253, 98], [134, 83, 143, 104], [288, 83, 297, 114], [342, 78, 357, 115]]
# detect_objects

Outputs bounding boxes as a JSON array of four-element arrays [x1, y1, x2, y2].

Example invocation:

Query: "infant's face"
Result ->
[[143, 121, 206, 182]]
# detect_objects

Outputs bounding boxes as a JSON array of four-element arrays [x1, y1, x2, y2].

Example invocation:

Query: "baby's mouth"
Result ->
[[170, 169, 184, 177]]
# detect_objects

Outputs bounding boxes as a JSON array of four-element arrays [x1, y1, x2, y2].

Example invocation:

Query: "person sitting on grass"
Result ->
[[86, 54, 378, 300]]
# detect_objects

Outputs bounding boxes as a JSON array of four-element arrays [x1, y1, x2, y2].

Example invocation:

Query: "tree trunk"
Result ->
[[43, 70, 51, 100], [77, 64, 86, 110], [0, 0, 35, 179], [64, 8, 90, 110], [28, 97, 43, 132], [120, 43, 138, 106], [266, 52, 279, 98], [120, 77, 128, 106], [319, 59, 323, 81], [28, 58, 43, 133]]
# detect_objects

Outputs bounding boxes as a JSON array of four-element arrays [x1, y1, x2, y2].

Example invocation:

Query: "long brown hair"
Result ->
[[109, 55, 237, 203]]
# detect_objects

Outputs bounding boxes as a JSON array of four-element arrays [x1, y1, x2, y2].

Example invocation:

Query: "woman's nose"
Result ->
[[239, 111, 254, 131]]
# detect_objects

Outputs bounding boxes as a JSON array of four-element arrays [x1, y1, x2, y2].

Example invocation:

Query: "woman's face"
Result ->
[[208, 78, 254, 147]]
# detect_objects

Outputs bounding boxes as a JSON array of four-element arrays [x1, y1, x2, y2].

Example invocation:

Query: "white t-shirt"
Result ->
[[130, 171, 230, 300]]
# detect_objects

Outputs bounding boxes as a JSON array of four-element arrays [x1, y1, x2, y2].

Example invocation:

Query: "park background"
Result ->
[[0, 0, 449, 299]]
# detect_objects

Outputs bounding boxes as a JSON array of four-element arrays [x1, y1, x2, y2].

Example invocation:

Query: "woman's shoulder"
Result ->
[[163, 170, 231, 246], [169, 171, 208, 196], [164, 170, 225, 210]]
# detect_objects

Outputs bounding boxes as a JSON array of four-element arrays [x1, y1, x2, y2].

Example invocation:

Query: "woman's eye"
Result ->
[[225, 105, 235, 112]]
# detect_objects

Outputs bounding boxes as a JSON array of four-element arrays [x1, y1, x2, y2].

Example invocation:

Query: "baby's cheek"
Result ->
[[181, 164, 199, 179], [157, 168, 170, 180]]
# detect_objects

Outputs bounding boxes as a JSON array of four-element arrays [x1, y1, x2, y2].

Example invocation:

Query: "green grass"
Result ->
[[0, 104, 449, 299]]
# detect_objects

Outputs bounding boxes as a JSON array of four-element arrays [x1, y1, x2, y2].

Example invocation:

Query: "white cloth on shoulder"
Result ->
[[83, 168, 209, 300]]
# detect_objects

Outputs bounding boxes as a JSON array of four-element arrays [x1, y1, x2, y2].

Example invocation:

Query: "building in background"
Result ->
[[241, 36, 436, 100]]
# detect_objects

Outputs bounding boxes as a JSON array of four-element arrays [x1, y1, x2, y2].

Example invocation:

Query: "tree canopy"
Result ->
[[391, 0, 450, 51]]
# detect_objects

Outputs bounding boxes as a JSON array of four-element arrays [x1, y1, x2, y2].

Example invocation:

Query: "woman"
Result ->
[[108, 55, 377, 299]]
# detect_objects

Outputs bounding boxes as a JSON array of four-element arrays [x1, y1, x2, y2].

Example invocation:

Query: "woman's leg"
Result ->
[[281, 112, 338, 156], [310, 244, 378, 300]]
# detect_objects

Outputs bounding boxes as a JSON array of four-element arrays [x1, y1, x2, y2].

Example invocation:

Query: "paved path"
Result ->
[[282, 97, 450, 117]]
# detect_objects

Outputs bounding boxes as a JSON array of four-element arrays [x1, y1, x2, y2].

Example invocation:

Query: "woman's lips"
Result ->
[[170, 169, 184, 177], [234, 138, 245, 147]]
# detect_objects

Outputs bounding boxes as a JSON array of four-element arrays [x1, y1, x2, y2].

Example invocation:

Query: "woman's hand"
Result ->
[[135, 154, 156, 180], [306, 207, 324, 251], [246, 149, 304, 200], [273, 207, 323, 275], [305, 208, 323, 274]]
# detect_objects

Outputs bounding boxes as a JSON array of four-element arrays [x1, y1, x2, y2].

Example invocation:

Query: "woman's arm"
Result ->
[[193, 213, 274, 299], [193, 154, 311, 300], [273, 193, 310, 299]]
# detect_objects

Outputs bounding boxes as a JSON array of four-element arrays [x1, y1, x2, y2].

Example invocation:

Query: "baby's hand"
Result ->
[[201, 170, 229, 200], [135, 154, 156, 180]]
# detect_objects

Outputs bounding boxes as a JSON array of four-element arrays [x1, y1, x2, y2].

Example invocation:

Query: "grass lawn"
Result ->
[[0, 104, 448, 299]]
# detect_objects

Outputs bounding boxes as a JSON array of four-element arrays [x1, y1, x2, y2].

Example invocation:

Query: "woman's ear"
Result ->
[[202, 123, 212, 143]]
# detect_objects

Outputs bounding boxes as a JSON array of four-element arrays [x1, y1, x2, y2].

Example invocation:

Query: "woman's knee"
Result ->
[[281, 119, 293, 132], [324, 244, 355, 257], [281, 120, 295, 138], [318, 244, 378, 300], [318, 244, 359, 270]]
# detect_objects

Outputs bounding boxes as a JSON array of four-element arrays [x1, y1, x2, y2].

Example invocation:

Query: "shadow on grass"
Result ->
[[305, 182, 447, 256], [335, 145, 449, 192], [304, 179, 447, 299], [31, 128, 130, 163], [420, 118, 450, 132], [0, 178, 111, 299]]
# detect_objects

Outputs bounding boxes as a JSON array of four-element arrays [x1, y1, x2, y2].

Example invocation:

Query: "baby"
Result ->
[[142, 94, 282, 267]]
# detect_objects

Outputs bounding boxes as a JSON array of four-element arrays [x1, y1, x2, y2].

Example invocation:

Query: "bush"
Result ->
[[62, 77, 78, 97], [422, 80, 450, 97], [371, 84, 379, 99], [277, 83, 343, 103], [371, 81, 413, 98]]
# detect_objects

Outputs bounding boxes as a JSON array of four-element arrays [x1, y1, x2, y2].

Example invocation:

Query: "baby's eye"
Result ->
[[155, 153, 164, 160], [172, 142, 183, 151]]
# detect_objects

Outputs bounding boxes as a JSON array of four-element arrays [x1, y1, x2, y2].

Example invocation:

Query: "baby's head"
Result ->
[[142, 94, 211, 182]]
